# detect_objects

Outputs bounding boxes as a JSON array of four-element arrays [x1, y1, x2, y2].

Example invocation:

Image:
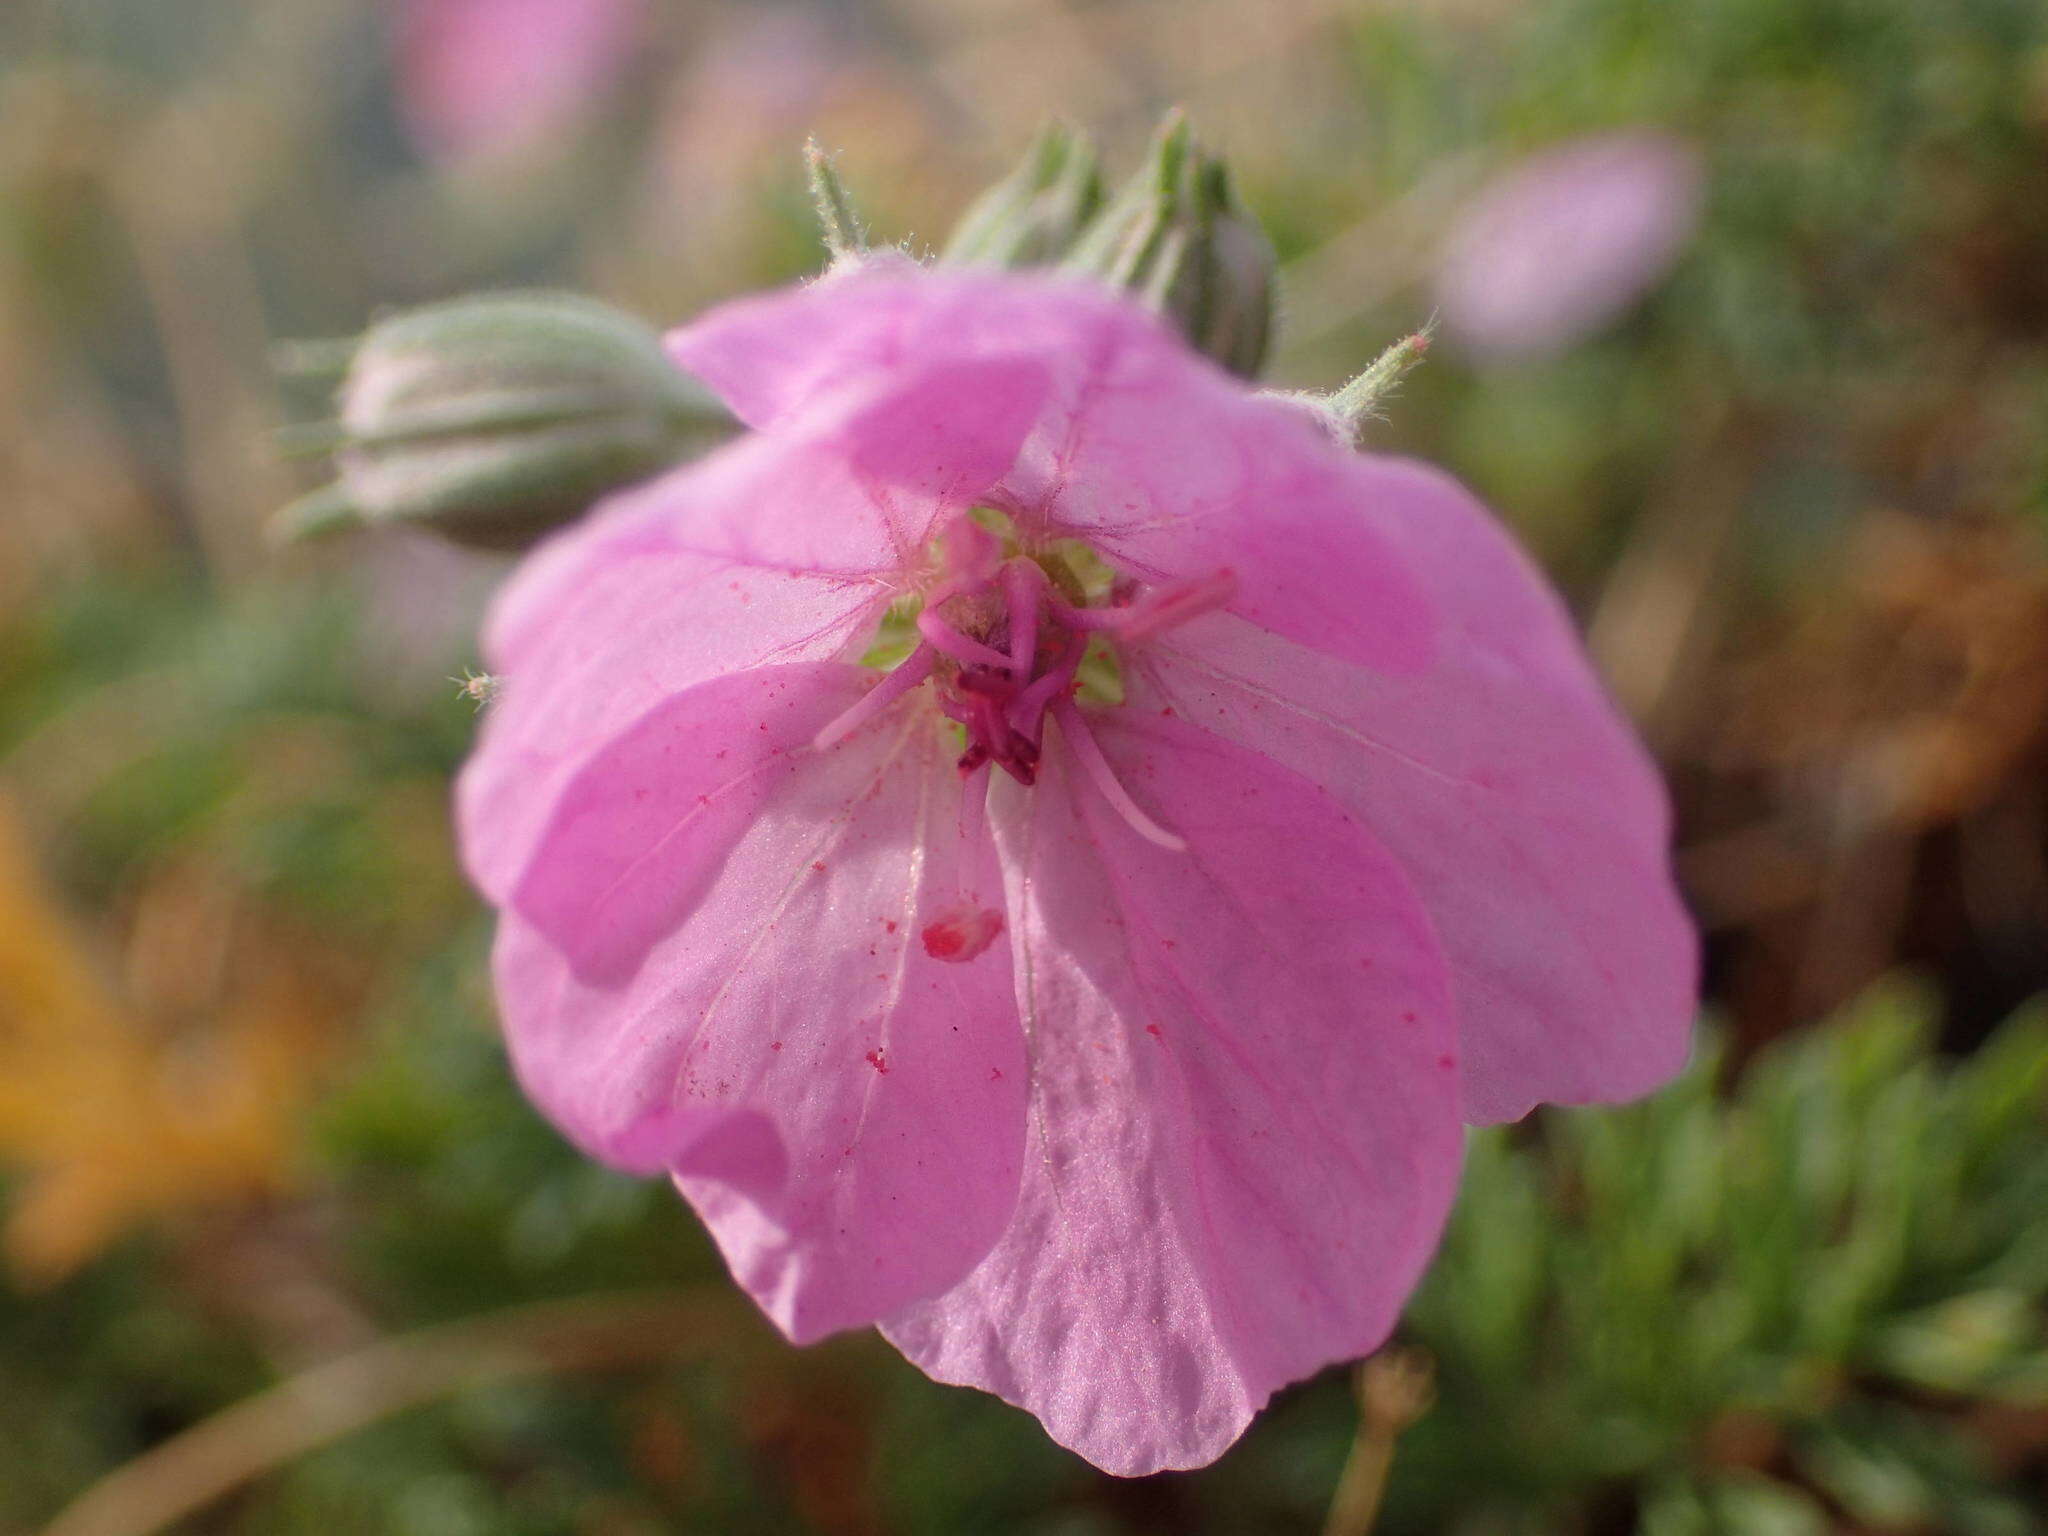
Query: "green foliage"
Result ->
[[1391, 983, 2048, 1533]]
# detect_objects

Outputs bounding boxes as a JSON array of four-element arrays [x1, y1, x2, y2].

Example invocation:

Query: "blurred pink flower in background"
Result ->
[[397, 0, 644, 161], [456, 264, 1695, 1472], [632, 8, 843, 281], [1435, 132, 1704, 360], [652, 8, 838, 178], [624, 7, 949, 300]]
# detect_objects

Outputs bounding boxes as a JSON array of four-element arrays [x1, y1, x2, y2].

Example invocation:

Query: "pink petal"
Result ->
[[669, 267, 1435, 673], [1436, 133, 1703, 360], [456, 506, 874, 909], [883, 709, 1463, 1475], [665, 259, 935, 432], [493, 670, 1026, 1341], [507, 663, 872, 980], [397, 0, 641, 161], [1008, 344, 1436, 673], [666, 260, 1107, 434], [1135, 456, 1696, 1123], [459, 354, 1046, 905]]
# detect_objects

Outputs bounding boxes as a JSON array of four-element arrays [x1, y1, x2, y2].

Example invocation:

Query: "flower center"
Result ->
[[814, 511, 1235, 850]]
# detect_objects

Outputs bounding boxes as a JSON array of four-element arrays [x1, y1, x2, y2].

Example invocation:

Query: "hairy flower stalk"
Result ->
[[456, 263, 1696, 1475]]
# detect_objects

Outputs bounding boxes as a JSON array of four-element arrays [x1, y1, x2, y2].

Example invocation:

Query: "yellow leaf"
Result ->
[[0, 795, 339, 1283]]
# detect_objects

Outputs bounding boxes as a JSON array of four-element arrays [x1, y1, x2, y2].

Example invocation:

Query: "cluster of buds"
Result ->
[[942, 114, 1274, 380], [274, 115, 1413, 550], [939, 121, 1105, 270]]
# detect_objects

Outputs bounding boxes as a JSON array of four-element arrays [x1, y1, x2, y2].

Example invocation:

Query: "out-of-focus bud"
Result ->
[[1434, 132, 1702, 361], [398, 0, 643, 165], [940, 122, 1105, 268], [1063, 113, 1276, 378], [272, 292, 733, 551]]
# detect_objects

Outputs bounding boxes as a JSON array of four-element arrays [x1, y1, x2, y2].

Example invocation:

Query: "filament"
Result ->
[[813, 643, 936, 751], [1052, 700, 1187, 853]]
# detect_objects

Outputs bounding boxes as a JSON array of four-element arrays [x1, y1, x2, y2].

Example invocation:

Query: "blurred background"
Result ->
[[2, 0, 2046, 1531]]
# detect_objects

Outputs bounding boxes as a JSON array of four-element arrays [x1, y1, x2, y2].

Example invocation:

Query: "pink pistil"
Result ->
[[951, 667, 1040, 784], [1006, 629, 1083, 742], [816, 535, 1219, 838], [1002, 559, 1045, 680]]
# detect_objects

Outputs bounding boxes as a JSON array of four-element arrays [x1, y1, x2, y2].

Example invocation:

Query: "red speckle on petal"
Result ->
[[921, 906, 1003, 963], [1401, 1011, 1417, 1023], [812, 861, 827, 873], [989, 1067, 1004, 1081], [864, 1049, 890, 1075], [883, 918, 898, 934], [1145, 1023, 1163, 1039], [1438, 1054, 1456, 1071], [770, 1040, 783, 1052]]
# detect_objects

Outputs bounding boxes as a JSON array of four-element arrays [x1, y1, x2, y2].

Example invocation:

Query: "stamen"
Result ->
[[813, 643, 936, 751], [917, 609, 1015, 671], [1052, 699, 1187, 853], [1113, 569, 1238, 643], [925, 516, 1004, 607], [1001, 558, 1045, 679], [1055, 569, 1238, 644]]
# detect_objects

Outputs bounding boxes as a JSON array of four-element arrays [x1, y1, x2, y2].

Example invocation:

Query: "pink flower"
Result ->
[[1436, 133, 1704, 359], [455, 264, 1695, 1473], [397, 0, 642, 162]]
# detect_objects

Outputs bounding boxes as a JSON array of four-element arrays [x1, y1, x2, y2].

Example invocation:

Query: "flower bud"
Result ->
[[273, 292, 733, 551], [1063, 113, 1276, 378], [940, 122, 1105, 269]]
